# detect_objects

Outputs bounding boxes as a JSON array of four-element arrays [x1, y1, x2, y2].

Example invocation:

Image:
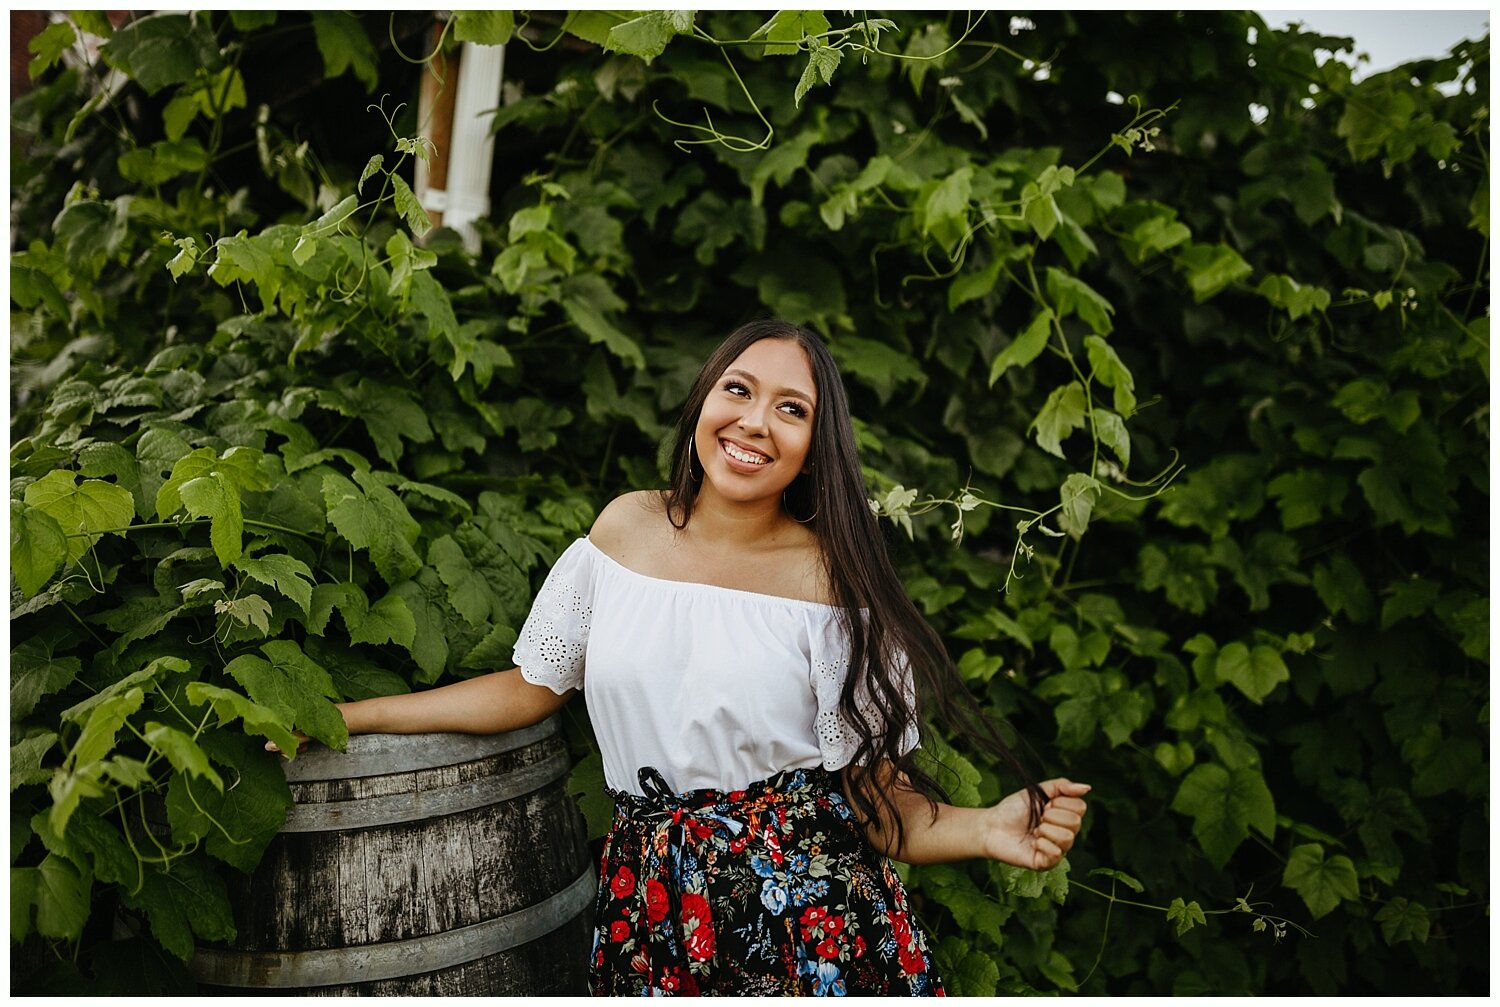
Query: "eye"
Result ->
[[723, 381, 750, 397], [779, 402, 808, 419]]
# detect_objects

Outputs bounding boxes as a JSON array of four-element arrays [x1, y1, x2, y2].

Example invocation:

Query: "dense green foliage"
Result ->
[[10, 10, 1488, 995]]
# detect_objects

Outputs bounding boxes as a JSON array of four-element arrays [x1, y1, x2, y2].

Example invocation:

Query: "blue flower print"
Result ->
[[804, 878, 830, 899], [787, 852, 810, 873], [750, 854, 776, 879], [813, 961, 846, 996], [760, 878, 789, 916]]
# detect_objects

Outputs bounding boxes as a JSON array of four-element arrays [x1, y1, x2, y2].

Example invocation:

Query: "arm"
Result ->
[[844, 760, 1090, 869], [268, 667, 573, 752]]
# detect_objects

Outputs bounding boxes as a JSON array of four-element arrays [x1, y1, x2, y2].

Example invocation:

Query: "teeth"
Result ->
[[723, 441, 770, 465]]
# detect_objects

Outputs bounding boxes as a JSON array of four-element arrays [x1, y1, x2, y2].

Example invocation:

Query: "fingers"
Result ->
[[1040, 805, 1084, 830], [1031, 835, 1064, 869], [1031, 822, 1077, 854], [1039, 777, 1092, 800]]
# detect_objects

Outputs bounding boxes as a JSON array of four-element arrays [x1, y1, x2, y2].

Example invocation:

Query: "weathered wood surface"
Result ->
[[195, 717, 594, 995]]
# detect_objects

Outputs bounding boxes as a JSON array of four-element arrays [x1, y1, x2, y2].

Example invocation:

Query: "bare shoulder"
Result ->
[[588, 490, 667, 557], [784, 525, 835, 606]]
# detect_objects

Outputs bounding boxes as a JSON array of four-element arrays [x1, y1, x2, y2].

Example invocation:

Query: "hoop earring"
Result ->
[[784, 484, 818, 523], [688, 441, 703, 482]]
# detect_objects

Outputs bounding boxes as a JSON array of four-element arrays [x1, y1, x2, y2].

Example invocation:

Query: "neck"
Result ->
[[684, 482, 795, 548]]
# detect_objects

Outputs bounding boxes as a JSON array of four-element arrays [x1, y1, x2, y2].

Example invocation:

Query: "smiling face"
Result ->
[[692, 337, 818, 510]]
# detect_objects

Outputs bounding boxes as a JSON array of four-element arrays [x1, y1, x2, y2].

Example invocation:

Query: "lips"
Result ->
[[719, 437, 772, 470]]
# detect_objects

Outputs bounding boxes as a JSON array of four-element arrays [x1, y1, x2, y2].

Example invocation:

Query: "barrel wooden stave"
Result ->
[[202, 722, 592, 994]]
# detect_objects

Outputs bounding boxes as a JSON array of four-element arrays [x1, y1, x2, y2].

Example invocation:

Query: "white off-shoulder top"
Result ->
[[512, 537, 919, 796]]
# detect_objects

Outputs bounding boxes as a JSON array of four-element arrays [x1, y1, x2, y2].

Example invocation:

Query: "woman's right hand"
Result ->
[[266, 730, 311, 758], [260, 669, 572, 756]]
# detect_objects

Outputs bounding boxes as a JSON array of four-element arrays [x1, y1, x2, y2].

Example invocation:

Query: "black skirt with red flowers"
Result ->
[[589, 765, 945, 996]]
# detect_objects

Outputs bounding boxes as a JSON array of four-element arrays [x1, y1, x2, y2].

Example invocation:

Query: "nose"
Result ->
[[737, 398, 772, 436]]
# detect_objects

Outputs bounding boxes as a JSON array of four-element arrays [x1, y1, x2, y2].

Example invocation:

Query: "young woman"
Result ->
[[275, 320, 1090, 995]]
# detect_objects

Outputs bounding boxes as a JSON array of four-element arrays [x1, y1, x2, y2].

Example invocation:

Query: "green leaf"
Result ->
[[1083, 335, 1136, 417], [1215, 642, 1289, 704], [1166, 897, 1207, 936], [60, 657, 182, 724], [11, 866, 37, 942], [988, 310, 1053, 386], [217, 592, 273, 636], [33, 854, 90, 941], [45, 768, 106, 842], [10, 637, 81, 721], [224, 640, 346, 750], [1267, 470, 1349, 530], [232, 553, 314, 615], [1257, 273, 1331, 320], [1283, 843, 1359, 919], [755, 9, 831, 55], [178, 472, 243, 567], [1022, 186, 1060, 240], [11, 733, 58, 792], [23, 469, 135, 563], [794, 40, 843, 107], [59, 805, 137, 890], [1029, 382, 1087, 458], [29, 21, 78, 80], [316, 377, 435, 467], [68, 688, 146, 771], [1380, 577, 1442, 630], [10, 501, 68, 598], [828, 336, 927, 405], [1047, 268, 1114, 335], [390, 569, 453, 682], [164, 731, 292, 872], [357, 154, 383, 196], [321, 471, 423, 584], [228, 11, 275, 30], [184, 682, 298, 755], [566, 749, 615, 840], [563, 295, 645, 369], [605, 10, 693, 64], [101, 13, 219, 94], [948, 253, 1004, 311], [1171, 763, 1276, 868], [1090, 867, 1145, 893], [142, 723, 223, 791], [460, 621, 520, 670], [307, 637, 412, 702], [68, 10, 115, 37], [1094, 408, 1131, 468], [1057, 473, 1101, 539], [389, 172, 432, 238], [923, 167, 973, 246], [119, 854, 235, 961], [451, 10, 515, 45], [347, 591, 416, 649], [310, 11, 378, 91], [1376, 897, 1431, 945], [1313, 553, 1374, 624], [1178, 242, 1253, 301]]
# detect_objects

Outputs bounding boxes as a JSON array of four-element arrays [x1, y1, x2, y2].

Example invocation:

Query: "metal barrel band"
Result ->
[[190, 868, 598, 988], [279, 748, 571, 833], [281, 718, 559, 783]]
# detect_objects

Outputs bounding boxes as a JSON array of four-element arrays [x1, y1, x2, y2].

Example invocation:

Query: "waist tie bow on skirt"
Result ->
[[590, 765, 945, 996]]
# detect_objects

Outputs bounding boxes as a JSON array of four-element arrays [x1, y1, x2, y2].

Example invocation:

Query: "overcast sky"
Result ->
[[1259, 9, 1490, 76]]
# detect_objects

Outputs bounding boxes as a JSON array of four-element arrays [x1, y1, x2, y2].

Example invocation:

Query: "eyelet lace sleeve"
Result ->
[[809, 615, 920, 771], [513, 538, 596, 694]]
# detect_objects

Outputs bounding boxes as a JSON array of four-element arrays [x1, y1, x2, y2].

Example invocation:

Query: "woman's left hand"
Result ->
[[982, 778, 1091, 871]]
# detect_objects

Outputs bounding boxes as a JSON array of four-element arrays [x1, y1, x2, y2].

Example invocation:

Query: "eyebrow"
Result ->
[[723, 369, 816, 408]]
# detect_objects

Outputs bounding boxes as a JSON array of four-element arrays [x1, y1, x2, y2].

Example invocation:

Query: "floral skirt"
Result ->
[[589, 765, 945, 996]]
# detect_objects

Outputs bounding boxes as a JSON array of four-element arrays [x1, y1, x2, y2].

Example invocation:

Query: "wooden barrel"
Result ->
[[192, 716, 596, 994]]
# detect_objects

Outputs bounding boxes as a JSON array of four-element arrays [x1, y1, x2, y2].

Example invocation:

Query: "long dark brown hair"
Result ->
[[660, 319, 1046, 848]]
